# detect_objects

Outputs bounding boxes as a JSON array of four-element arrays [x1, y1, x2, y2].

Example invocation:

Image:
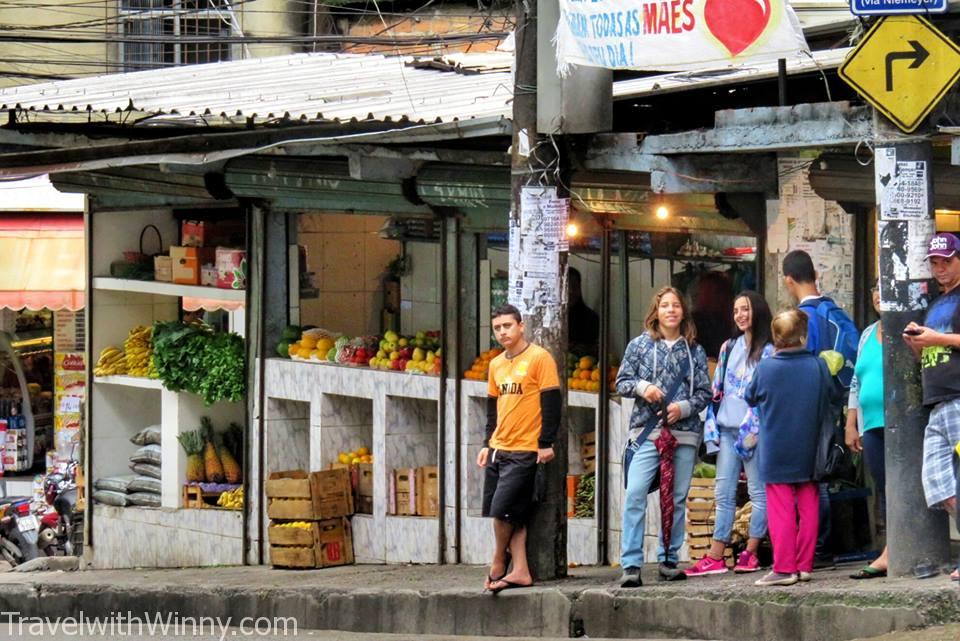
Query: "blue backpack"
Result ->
[[800, 297, 859, 389]]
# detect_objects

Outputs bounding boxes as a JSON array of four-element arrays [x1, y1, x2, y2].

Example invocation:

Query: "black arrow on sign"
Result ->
[[885, 40, 930, 91]]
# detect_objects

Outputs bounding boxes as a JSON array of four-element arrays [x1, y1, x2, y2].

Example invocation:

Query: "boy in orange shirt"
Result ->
[[478, 304, 561, 593]]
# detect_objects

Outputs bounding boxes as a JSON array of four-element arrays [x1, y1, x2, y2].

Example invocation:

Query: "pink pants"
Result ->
[[765, 482, 819, 575]]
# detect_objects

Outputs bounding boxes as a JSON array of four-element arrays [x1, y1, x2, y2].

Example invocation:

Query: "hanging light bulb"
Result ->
[[566, 222, 579, 238], [655, 205, 669, 220]]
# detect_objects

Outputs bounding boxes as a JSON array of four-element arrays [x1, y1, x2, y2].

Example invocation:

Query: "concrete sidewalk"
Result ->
[[0, 563, 956, 640]]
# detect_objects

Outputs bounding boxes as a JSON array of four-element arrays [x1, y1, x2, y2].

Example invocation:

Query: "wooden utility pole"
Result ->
[[510, 0, 567, 581], [875, 137, 950, 576]]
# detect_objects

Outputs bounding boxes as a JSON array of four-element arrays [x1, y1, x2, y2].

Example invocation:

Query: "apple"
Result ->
[[412, 347, 425, 362], [376, 350, 386, 360], [399, 337, 409, 347], [368, 357, 377, 367]]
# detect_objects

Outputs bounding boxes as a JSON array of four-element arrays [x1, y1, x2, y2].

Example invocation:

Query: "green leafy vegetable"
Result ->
[[152, 320, 245, 405]]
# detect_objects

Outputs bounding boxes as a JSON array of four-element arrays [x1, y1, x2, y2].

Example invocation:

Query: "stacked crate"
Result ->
[[685, 477, 732, 563], [331, 462, 374, 514], [580, 432, 596, 474], [266, 469, 355, 569], [388, 466, 439, 516]]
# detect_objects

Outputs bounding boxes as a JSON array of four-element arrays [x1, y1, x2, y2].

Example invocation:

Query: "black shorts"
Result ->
[[482, 449, 539, 525]]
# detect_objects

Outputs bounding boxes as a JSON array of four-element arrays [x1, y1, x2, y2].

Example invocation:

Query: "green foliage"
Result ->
[[575, 472, 595, 518], [153, 320, 246, 405]]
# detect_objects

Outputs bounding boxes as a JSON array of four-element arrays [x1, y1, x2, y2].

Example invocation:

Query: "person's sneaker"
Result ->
[[620, 567, 642, 588], [734, 550, 761, 573], [659, 561, 687, 581], [754, 571, 798, 586], [798, 571, 812, 582], [685, 555, 728, 577]]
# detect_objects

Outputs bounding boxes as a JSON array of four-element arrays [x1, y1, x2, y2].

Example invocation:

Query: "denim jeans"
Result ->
[[621, 439, 697, 569], [713, 427, 767, 543]]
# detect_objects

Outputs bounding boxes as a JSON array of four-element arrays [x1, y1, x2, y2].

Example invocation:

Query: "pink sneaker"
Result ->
[[684, 555, 728, 577], [734, 550, 761, 573]]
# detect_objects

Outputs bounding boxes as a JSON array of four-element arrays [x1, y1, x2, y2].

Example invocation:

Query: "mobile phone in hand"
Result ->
[[903, 328, 923, 336]]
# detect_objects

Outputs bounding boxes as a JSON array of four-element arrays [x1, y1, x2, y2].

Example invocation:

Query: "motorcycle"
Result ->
[[38, 461, 82, 557], [0, 496, 39, 566]]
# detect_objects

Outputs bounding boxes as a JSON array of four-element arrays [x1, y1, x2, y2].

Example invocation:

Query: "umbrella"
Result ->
[[653, 405, 679, 554]]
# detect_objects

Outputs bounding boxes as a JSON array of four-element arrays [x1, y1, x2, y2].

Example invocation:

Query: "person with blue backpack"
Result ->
[[782, 250, 859, 568]]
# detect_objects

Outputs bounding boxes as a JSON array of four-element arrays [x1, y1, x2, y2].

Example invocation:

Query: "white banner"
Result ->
[[556, 0, 809, 73]]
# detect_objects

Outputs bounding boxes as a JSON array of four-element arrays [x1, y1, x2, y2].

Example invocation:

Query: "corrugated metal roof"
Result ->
[[0, 44, 853, 130], [0, 52, 515, 126], [613, 47, 850, 99]]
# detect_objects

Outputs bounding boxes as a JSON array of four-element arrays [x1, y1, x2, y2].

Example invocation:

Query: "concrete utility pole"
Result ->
[[510, 0, 567, 581], [875, 137, 950, 577]]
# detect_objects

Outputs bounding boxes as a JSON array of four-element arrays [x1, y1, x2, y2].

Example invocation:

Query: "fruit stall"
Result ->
[[86, 209, 248, 569]]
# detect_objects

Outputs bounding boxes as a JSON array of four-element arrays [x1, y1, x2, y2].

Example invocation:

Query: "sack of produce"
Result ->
[[130, 425, 162, 446], [130, 444, 161, 465], [93, 490, 130, 507], [94, 475, 136, 493], [127, 492, 161, 507], [128, 476, 161, 494], [130, 462, 161, 479]]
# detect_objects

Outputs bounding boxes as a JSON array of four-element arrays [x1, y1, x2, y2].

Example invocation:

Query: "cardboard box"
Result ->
[[170, 246, 215, 285], [154, 255, 173, 282], [416, 466, 439, 517], [216, 247, 247, 290], [182, 219, 245, 248], [200, 265, 218, 287]]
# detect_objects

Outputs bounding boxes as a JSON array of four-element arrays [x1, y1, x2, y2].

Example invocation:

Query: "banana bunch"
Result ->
[[124, 325, 156, 378], [274, 520, 312, 529], [217, 486, 244, 509], [93, 346, 128, 376], [731, 502, 753, 544]]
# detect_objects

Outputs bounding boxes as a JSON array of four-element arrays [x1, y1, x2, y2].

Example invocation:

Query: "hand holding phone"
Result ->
[[903, 327, 923, 337]]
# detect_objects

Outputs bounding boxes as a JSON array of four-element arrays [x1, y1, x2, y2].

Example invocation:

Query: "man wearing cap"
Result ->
[[903, 233, 960, 520]]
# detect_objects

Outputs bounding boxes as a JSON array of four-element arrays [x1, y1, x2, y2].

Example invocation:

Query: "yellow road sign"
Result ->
[[839, 16, 960, 133]]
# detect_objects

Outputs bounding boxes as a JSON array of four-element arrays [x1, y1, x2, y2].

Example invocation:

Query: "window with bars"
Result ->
[[120, 0, 233, 71]]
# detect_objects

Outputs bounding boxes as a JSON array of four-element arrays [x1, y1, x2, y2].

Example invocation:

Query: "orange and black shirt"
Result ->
[[485, 343, 561, 452]]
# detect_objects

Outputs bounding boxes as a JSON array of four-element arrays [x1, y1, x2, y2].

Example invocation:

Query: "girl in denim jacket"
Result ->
[[615, 287, 711, 587]]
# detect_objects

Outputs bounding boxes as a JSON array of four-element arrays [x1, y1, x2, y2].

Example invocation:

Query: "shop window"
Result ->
[[120, 0, 233, 71]]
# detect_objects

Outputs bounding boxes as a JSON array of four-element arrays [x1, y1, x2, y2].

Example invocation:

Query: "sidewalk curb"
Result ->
[[0, 572, 956, 639]]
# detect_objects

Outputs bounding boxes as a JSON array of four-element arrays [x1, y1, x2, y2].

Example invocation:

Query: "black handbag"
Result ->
[[813, 359, 846, 482]]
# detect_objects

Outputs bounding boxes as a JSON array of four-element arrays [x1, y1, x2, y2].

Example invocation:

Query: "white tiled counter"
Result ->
[[261, 358, 442, 564]]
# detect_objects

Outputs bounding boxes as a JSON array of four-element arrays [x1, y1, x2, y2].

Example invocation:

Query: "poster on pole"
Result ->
[[876, 147, 929, 221], [510, 187, 571, 328], [555, 0, 809, 73]]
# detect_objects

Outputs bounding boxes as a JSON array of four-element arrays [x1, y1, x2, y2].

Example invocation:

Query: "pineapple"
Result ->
[[218, 433, 242, 484], [177, 430, 206, 483], [201, 417, 225, 483]]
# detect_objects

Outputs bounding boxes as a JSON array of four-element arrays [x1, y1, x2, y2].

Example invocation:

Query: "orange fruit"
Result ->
[[578, 356, 595, 370], [591, 370, 601, 382], [579, 370, 591, 380]]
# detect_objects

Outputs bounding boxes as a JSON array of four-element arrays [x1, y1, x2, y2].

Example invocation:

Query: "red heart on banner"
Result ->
[[704, 0, 772, 57]]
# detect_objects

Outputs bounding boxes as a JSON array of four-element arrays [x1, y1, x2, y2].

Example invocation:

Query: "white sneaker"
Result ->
[[754, 571, 798, 586], [798, 571, 811, 582]]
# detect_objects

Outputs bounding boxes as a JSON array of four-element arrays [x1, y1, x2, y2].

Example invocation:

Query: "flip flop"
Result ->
[[489, 579, 534, 594], [850, 566, 886, 580]]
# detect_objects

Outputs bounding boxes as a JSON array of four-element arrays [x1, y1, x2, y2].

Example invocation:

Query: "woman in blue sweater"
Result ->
[[615, 287, 711, 587], [745, 308, 833, 587]]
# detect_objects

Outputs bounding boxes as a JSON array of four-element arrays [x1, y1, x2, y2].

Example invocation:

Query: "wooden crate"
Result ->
[[316, 517, 354, 567], [357, 463, 373, 497], [268, 522, 318, 547], [394, 468, 416, 494], [687, 478, 715, 500], [355, 495, 373, 514], [688, 523, 714, 537], [266, 469, 353, 521], [416, 466, 439, 517], [583, 456, 596, 474], [182, 484, 218, 509], [270, 545, 319, 569]]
